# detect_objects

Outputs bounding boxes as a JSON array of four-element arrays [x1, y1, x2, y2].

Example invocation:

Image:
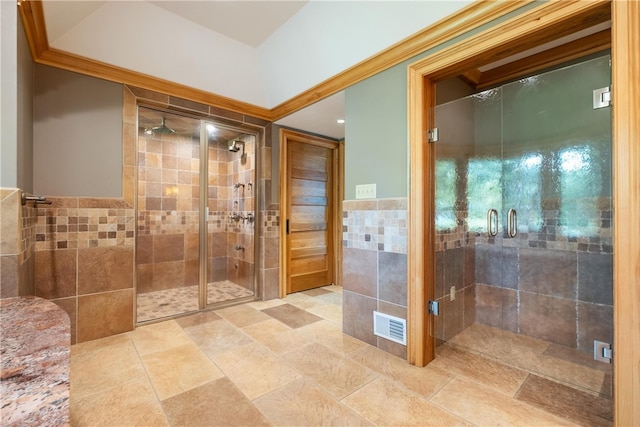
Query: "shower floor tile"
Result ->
[[136, 281, 254, 323]]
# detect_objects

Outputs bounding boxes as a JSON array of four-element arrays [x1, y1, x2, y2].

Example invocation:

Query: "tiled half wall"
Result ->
[[342, 198, 408, 358]]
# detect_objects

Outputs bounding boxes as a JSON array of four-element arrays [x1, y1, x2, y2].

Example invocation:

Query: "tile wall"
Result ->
[[0, 188, 36, 299], [435, 198, 613, 354], [33, 197, 135, 344], [342, 198, 408, 358]]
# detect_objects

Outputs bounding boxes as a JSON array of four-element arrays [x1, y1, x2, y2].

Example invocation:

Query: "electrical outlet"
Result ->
[[450, 286, 456, 301], [355, 184, 376, 199]]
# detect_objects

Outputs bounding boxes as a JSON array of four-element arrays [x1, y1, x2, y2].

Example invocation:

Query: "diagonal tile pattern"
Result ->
[[71, 285, 612, 427]]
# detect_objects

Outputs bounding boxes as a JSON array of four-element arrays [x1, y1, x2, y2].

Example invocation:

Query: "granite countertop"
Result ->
[[0, 296, 70, 426]]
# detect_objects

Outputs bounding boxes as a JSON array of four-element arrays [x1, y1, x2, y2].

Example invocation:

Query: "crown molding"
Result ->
[[18, 0, 533, 122]]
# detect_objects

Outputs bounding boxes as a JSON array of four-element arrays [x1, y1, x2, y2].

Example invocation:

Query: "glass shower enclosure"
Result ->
[[135, 107, 257, 322], [434, 54, 613, 397]]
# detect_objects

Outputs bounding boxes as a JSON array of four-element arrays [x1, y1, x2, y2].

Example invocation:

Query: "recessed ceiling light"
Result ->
[[336, 119, 345, 124]]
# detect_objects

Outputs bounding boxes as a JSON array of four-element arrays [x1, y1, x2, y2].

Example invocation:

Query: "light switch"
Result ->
[[355, 184, 376, 199]]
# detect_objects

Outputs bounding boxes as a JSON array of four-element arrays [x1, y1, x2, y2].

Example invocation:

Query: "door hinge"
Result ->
[[427, 128, 439, 143], [428, 300, 439, 316], [594, 340, 612, 363], [593, 86, 611, 109]]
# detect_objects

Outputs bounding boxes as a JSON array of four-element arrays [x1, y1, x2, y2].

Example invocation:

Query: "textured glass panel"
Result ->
[[435, 159, 457, 231], [467, 158, 502, 232]]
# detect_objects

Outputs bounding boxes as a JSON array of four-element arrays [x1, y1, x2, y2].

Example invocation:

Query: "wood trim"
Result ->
[[421, 1, 611, 82], [407, 0, 611, 367], [18, 0, 532, 122], [476, 29, 611, 90], [407, 68, 435, 366], [611, 0, 640, 425], [18, 1, 271, 120], [270, 1, 534, 121], [279, 129, 341, 297]]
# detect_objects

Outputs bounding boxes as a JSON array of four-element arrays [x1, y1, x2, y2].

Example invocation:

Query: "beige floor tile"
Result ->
[[140, 343, 225, 400], [247, 298, 287, 310], [306, 301, 343, 324], [215, 304, 272, 328], [323, 284, 343, 294], [174, 310, 222, 329], [342, 377, 471, 426], [431, 377, 577, 426], [261, 303, 323, 329], [527, 353, 607, 395], [283, 342, 378, 399], [211, 341, 300, 400], [283, 292, 320, 310], [297, 320, 368, 356], [431, 344, 529, 396], [242, 318, 314, 354], [349, 345, 452, 398], [162, 377, 270, 426], [71, 377, 169, 427], [71, 339, 146, 398], [254, 377, 372, 426], [71, 333, 132, 357], [130, 320, 193, 356], [184, 318, 254, 356]]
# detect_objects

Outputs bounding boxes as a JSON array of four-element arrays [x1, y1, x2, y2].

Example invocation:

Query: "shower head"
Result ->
[[228, 139, 243, 152], [150, 117, 175, 135]]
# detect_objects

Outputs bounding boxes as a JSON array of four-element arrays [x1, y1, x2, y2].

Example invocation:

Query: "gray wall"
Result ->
[[17, 16, 34, 193], [1, 1, 18, 188], [34, 65, 123, 197], [342, 2, 539, 201], [345, 64, 408, 199]]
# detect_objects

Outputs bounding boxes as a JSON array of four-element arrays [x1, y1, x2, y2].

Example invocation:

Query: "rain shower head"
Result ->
[[150, 117, 175, 135]]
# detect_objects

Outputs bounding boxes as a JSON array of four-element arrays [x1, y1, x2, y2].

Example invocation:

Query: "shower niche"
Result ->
[[135, 106, 258, 322]]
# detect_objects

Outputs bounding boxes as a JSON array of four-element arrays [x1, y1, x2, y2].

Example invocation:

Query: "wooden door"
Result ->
[[281, 130, 339, 294]]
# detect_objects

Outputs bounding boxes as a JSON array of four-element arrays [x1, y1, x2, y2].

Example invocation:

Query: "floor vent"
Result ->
[[373, 311, 406, 345]]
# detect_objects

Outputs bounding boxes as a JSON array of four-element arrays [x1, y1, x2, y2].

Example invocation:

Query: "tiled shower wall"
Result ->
[[135, 120, 256, 294], [472, 199, 613, 353], [342, 198, 408, 358], [434, 200, 613, 354]]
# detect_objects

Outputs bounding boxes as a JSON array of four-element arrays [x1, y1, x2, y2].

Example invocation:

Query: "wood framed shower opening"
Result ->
[[406, 1, 639, 425]]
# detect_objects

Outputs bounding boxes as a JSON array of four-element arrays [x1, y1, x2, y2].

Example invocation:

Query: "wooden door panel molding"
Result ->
[[279, 129, 341, 297]]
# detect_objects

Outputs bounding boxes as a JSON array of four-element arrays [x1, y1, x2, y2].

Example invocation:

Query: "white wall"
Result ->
[[33, 65, 123, 197]]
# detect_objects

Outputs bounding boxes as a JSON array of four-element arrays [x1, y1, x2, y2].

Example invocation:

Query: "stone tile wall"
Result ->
[[342, 198, 408, 358], [0, 188, 36, 298]]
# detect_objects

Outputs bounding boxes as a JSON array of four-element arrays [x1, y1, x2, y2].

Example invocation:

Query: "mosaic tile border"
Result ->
[[262, 210, 279, 238], [35, 198, 134, 251], [343, 198, 408, 254]]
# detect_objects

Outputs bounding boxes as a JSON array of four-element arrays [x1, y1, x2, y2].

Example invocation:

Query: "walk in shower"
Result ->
[[135, 107, 257, 322], [433, 53, 613, 400]]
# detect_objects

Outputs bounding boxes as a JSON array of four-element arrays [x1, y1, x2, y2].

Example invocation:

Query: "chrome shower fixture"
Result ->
[[228, 138, 244, 153], [148, 117, 175, 135]]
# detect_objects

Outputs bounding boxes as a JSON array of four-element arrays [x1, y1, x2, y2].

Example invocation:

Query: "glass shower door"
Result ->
[[204, 123, 256, 306], [136, 107, 202, 322], [434, 53, 613, 398]]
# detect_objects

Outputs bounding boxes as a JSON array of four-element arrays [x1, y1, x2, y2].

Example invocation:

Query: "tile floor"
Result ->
[[136, 280, 254, 322], [72, 286, 612, 426]]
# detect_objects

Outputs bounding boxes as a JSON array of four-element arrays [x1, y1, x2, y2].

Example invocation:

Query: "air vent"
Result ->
[[373, 311, 406, 345]]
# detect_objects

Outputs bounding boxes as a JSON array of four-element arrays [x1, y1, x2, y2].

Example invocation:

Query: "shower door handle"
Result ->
[[487, 209, 498, 237], [507, 208, 517, 238]]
